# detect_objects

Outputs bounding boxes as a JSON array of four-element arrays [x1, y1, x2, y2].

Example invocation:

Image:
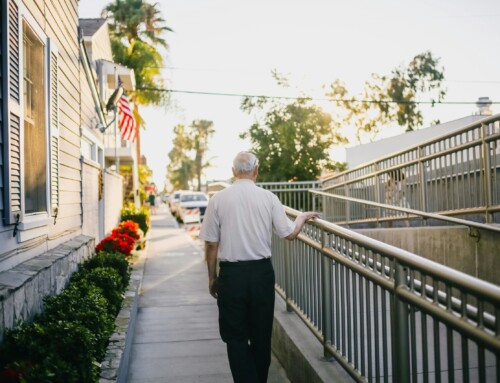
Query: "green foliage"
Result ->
[[325, 51, 446, 140], [121, 203, 150, 235], [103, 0, 172, 121], [191, 120, 215, 190], [75, 268, 125, 316], [240, 76, 347, 181], [0, 252, 132, 382], [81, 251, 131, 290], [167, 121, 215, 189]]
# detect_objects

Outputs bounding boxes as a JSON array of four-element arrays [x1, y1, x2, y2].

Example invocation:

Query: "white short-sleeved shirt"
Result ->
[[199, 179, 296, 262]]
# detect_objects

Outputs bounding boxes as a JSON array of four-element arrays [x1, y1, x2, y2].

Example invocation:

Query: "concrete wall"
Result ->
[[82, 159, 101, 241], [104, 170, 123, 235], [0, 235, 94, 341], [356, 226, 500, 285], [272, 295, 354, 383]]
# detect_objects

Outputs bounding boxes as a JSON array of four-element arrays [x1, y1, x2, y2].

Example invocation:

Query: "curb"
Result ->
[[99, 245, 147, 383]]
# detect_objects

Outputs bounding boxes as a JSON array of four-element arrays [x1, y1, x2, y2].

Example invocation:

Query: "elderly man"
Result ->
[[199, 151, 319, 383]]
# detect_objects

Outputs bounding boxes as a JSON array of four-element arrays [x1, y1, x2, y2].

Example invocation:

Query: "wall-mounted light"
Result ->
[[96, 86, 124, 133]]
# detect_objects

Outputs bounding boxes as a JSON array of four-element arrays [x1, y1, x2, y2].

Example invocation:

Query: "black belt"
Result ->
[[219, 258, 270, 268]]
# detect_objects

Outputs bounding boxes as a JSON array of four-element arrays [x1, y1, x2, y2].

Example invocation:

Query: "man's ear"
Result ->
[[232, 167, 237, 177], [253, 165, 259, 177]]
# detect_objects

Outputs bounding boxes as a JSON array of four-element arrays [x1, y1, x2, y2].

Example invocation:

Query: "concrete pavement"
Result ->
[[126, 205, 290, 383]]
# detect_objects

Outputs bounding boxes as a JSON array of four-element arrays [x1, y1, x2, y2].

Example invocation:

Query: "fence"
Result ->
[[272, 207, 500, 382], [257, 181, 321, 212], [321, 114, 500, 225]]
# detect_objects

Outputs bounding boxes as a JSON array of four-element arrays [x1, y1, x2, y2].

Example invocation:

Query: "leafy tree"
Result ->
[[326, 51, 446, 141], [191, 120, 215, 191], [167, 124, 195, 190], [240, 76, 347, 181], [103, 0, 172, 124]]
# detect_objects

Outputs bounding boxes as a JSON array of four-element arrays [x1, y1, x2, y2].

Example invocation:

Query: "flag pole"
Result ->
[[114, 66, 120, 173]]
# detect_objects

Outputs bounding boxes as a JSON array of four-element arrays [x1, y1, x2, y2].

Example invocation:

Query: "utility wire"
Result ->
[[137, 87, 498, 105]]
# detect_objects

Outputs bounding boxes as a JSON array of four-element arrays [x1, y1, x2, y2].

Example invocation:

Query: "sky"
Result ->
[[78, 0, 500, 189]]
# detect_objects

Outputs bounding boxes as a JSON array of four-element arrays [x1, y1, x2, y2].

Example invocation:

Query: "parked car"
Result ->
[[169, 191, 184, 216], [176, 191, 209, 223]]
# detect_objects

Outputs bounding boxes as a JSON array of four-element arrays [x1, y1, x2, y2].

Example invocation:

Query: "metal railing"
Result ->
[[321, 114, 500, 225], [272, 207, 500, 382], [310, 189, 500, 235], [257, 181, 321, 212]]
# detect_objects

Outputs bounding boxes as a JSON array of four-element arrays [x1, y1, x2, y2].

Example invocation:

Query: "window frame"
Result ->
[[16, 7, 53, 233]]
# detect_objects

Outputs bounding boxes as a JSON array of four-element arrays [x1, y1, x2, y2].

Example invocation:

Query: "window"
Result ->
[[23, 20, 47, 214], [2, 0, 59, 230]]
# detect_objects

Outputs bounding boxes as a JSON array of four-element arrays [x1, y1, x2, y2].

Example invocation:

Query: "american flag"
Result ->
[[117, 94, 137, 142]]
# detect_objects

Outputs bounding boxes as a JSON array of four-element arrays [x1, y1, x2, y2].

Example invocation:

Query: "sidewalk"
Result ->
[[126, 205, 290, 383]]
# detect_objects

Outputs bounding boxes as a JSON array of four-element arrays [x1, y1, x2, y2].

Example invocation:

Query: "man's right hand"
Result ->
[[209, 277, 218, 299]]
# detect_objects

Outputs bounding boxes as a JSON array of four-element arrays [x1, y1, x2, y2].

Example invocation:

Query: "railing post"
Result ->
[[392, 261, 411, 383], [321, 231, 333, 358], [418, 146, 427, 214], [374, 165, 381, 227], [284, 240, 293, 312], [344, 184, 351, 224], [481, 123, 493, 223]]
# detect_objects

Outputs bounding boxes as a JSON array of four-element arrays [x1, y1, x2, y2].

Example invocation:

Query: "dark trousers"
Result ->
[[218, 258, 275, 383]]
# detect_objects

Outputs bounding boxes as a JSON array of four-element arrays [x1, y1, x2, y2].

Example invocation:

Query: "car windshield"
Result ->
[[180, 194, 208, 202], [173, 193, 181, 199]]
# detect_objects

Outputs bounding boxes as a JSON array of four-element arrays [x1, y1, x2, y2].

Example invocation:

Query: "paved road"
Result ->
[[126, 205, 290, 382]]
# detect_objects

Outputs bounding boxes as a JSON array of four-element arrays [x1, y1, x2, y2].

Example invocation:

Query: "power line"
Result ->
[[149, 66, 500, 84], [137, 87, 498, 105]]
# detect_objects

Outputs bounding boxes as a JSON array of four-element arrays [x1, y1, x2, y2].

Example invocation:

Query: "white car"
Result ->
[[169, 191, 184, 216], [176, 192, 209, 223]]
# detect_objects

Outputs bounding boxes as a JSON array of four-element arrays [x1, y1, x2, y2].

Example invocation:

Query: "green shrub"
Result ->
[[78, 268, 125, 316], [42, 283, 114, 357], [81, 251, 131, 291], [0, 251, 132, 382], [121, 203, 150, 236], [0, 320, 98, 383]]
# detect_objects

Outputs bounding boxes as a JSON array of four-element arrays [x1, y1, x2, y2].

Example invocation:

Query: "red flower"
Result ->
[[96, 231, 135, 257], [112, 220, 141, 240]]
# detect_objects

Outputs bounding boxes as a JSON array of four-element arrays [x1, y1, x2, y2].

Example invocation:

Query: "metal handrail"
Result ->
[[322, 113, 499, 185], [319, 114, 500, 225], [272, 206, 500, 382], [310, 189, 500, 234]]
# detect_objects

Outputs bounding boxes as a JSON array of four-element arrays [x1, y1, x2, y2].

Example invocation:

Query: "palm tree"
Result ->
[[103, 0, 172, 47], [102, 0, 172, 158], [190, 120, 215, 191]]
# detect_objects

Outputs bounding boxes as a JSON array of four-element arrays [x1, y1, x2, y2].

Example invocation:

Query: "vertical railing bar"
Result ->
[[366, 275, 373, 381], [461, 291, 469, 383], [445, 285, 454, 383], [420, 275, 429, 383], [340, 258, 346, 356], [433, 279, 441, 383], [481, 123, 493, 222], [353, 253, 359, 369], [360, 272, 366, 377], [393, 261, 411, 383], [346, 264, 353, 364], [478, 345, 486, 383], [374, 280, 381, 383], [446, 329, 454, 383], [284, 240, 292, 312], [321, 230, 333, 358], [382, 285, 389, 383]]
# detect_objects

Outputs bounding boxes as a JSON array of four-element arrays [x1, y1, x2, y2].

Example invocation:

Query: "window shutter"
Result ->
[[48, 38, 59, 216], [3, 0, 23, 225]]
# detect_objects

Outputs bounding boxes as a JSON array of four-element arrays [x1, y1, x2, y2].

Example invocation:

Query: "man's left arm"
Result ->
[[205, 241, 219, 299]]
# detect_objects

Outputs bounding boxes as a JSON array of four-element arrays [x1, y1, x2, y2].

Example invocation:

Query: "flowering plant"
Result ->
[[112, 220, 141, 240], [96, 232, 136, 257]]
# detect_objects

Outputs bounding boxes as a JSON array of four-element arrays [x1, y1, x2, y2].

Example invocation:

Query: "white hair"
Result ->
[[233, 151, 259, 174]]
